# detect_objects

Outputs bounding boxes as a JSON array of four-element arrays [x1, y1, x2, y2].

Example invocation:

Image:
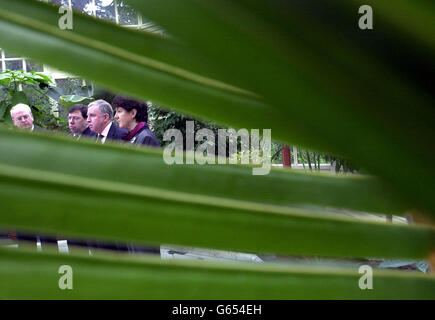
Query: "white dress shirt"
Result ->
[[99, 122, 112, 144]]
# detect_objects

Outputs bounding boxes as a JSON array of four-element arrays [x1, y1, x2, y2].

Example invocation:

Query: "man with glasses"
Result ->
[[5, 103, 48, 250], [10, 103, 48, 133]]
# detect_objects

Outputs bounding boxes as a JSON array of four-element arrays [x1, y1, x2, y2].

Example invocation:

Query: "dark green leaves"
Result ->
[[0, 0, 433, 299], [0, 130, 434, 260], [1, 247, 435, 299], [0, 0, 433, 213], [60, 95, 94, 109]]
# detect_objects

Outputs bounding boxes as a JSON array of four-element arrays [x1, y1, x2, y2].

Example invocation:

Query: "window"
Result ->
[[46, 0, 162, 31], [2, 1, 163, 78], [0, 48, 43, 73]]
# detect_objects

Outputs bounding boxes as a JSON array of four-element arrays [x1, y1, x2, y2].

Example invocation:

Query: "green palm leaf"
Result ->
[[1, 247, 434, 299], [0, 0, 433, 299], [0, 130, 434, 260], [0, 0, 433, 213]]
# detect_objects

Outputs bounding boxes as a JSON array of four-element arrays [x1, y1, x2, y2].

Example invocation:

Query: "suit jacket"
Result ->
[[105, 123, 128, 142], [68, 127, 96, 140], [130, 125, 160, 147], [33, 125, 50, 134], [81, 126, 95, 137]]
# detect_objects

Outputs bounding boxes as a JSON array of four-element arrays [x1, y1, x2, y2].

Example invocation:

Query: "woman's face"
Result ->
[[114, 107, 136, 130]]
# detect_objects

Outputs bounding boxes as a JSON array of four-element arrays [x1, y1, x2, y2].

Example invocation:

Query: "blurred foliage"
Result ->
[[47, 77, 94, 125], [149, 103, 224, 152], [59, 94, 94, 109], [0, 70, 65, 130], [0, 0, 434, 299]]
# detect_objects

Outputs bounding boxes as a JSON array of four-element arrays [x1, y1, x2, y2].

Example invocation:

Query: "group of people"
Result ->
[[4, 96, 161, 254], [6, 98, 266, 262], [10, 95, 160, 147]]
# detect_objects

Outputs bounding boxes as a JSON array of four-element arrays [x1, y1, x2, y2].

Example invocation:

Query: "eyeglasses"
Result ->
[[15, 115, 31, 122]]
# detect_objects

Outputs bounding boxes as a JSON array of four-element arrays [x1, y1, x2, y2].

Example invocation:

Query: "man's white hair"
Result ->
[[10, 103, 32, 116], [88, 99, 113, 119]]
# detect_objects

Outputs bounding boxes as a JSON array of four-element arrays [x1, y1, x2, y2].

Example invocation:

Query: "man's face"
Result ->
[[11, 109, 34, 129], [87, 105, 108, 134], [68, 110, 88, 134]]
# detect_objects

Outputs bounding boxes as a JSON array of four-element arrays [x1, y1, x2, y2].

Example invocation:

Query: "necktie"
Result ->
[[97, 134, 104, 143]]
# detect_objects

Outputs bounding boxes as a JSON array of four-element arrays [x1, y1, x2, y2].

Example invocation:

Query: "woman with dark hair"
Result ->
[[113, 95, 160, 147]]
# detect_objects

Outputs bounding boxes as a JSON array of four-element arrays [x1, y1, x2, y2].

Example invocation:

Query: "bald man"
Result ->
[[10, 103, 48, 133]]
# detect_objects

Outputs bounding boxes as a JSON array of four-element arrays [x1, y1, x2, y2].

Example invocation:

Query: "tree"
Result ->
[[0, 70, 65, 129]]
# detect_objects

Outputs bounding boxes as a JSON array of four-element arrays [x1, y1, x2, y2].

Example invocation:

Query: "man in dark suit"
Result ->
[[8, 104, 51, 249], [10, 103, 49, 133], [68, 104, 96, 140], [87, 99, 127, 143]]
